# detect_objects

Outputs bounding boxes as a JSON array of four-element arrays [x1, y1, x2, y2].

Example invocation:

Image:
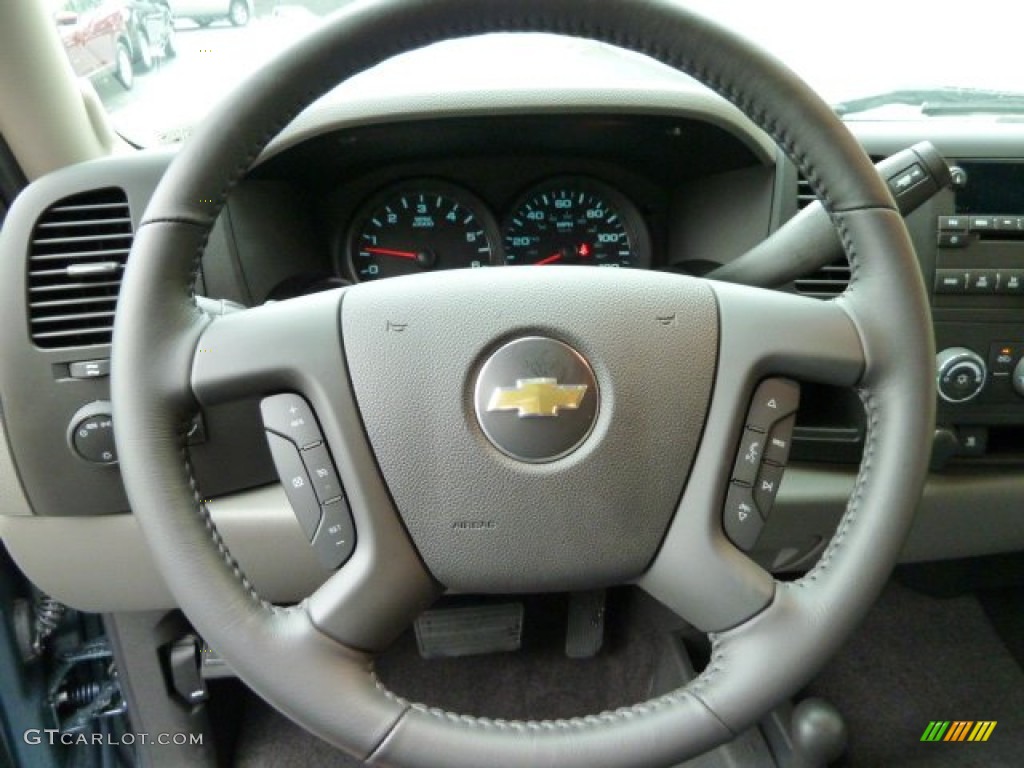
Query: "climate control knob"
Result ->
[[1013, 357, 1024, 398], [936, 347, 987, 404]]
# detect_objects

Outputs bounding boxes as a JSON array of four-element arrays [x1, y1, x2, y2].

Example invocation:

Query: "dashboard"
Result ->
[[1, 41, 1024, 612], [235, 113, 770, 301]]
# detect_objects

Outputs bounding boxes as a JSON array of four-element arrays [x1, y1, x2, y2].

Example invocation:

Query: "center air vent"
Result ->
[[27, 188, 132, 348], [793, 171, 849, 298], [793, 259, 852, 299], [796, 172, 819, 210]]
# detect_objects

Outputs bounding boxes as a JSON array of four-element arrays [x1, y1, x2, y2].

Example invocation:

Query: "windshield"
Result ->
[[62, 0, 1023, 146]]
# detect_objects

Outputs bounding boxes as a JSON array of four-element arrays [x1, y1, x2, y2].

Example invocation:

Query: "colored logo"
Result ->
[[474, 336, 598, 463], [920, 721, 997, 742], [487, 377, 587, 418]]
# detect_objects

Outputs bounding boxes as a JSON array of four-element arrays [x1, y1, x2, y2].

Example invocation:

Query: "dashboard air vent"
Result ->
[[794, 258, 851, 299], [794, 169, 857, 298], [27, 188, 132, 348], [796, 172, 819, 210]]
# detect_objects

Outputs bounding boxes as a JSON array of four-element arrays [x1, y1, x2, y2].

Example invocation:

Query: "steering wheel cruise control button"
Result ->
[[260, 393, 322, 449], [265, 431, 322, 540], [723, 482, 764, 551], [311, 498, 356, 570], [301, 444, 344, 504]]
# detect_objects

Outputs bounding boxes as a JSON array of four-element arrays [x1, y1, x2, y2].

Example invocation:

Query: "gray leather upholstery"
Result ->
[[111, 1, 935, 765]]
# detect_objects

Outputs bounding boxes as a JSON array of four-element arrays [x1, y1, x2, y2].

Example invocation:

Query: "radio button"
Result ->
[[990, 342, 1020, 373], [998, 270, 1024, 294], [957, 426, 988, 457], [937, 348, 987, 404], [967, 270, 997, 293], [969, 216, 994, 231], [995, 216, 1020, 232], [937, 233, 968, 248], [935, 270, 967, 294], [937, 216, 968, 232]]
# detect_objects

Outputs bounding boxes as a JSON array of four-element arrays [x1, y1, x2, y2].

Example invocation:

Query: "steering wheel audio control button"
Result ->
[[746, 378, 800, 431], [764, 415, 796, 466], [726, 379, 801, 549], [723, 482, 764, 551], [732, 427, 768, 486], [265, 431, 322, 540], [260, 393, 322, 449], [312, 498, 356, 570], [301, 444, 344, 504], [754, 462, 785, 515]]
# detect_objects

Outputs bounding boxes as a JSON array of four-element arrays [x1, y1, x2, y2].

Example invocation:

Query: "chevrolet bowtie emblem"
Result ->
[[487, 377, 588, 418]]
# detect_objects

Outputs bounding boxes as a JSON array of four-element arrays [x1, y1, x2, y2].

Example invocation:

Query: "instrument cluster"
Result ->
[[345, 176, 651, 282]]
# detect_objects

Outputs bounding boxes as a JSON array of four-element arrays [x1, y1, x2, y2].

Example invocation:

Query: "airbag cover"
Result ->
[[342, 267, 717, 591]]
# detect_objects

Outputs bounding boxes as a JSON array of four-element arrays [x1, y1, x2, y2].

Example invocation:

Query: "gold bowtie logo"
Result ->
[[486, 377, 588, 418]]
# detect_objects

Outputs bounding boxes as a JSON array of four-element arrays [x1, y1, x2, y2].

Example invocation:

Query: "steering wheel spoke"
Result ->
[[190, 287, 440, 650], [191, 288, 346, 407], [711, 280, 865, 388], [306, 503, 439, 652], [639, 283, 865, 632]]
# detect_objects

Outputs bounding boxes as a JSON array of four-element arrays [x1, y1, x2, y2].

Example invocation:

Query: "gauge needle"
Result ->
[[534, 253, 562, 265], [364, 246, 418, 260]]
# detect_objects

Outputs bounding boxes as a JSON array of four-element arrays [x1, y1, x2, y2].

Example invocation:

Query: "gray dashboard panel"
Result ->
[[4, 468, 1024, 612], [0, 414, 31, 517], [0, 485, 326, 611]]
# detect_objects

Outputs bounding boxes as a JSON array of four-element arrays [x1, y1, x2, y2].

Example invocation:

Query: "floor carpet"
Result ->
[[232, 582, 1024, 767]]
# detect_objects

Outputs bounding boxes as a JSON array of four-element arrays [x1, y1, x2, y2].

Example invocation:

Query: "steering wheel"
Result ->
[[111, 0, 935, 765]]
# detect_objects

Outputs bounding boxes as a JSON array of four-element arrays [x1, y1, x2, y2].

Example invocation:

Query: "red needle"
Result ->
[[364, 246, 418, 260], [534, 253, 562, 266]]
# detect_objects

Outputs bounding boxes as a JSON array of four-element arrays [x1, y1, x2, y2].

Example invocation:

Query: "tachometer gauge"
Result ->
[[502, 178, 650, 268], [348, 181, 500, 281]]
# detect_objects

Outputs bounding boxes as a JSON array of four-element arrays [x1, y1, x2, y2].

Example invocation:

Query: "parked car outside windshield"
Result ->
[[53, 0, 174, 91]]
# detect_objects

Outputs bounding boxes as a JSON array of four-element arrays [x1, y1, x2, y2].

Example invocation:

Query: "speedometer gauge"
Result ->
[[502, 178, 650, 268], [348, 181, 500, 282]]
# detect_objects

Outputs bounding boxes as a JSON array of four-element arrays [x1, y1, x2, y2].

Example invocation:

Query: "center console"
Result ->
[[931, 160, 1024, 461]]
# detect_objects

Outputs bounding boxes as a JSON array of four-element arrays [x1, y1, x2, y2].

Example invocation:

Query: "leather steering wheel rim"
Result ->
[[111, 1, 936, 765]]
